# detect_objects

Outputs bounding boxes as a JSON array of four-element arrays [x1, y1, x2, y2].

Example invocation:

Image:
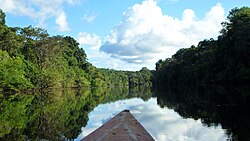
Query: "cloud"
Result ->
[[76, 98, 228, 141], [77, 32, 113, 69], [0, 0, 76, 32], [83, 12, 97, 23], [56, 12, 70, 32], [100, 0, 225, 68], [78, 32, 101, 48], [77, 32, 148, 70]]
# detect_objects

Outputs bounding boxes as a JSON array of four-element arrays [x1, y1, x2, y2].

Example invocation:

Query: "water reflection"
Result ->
[[155, 85, 250, 141], [0, 89, 95, 140], [0, 87, 152, 140], [76, 98, 227, 141], [0, 85, 249, 141]]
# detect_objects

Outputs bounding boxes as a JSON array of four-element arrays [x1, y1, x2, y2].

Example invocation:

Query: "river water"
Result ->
[[76, 98, 227, 141], [0, 85, 249, 141]]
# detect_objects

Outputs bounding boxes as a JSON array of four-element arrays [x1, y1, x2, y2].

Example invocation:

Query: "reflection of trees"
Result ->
[[0, 93, 35, 140], [0, 86, 152, 140], [129, 86, 152, 101], [154, 85, 250, 141], [93, 86, 152, 103], [0, 89, 95, 140]]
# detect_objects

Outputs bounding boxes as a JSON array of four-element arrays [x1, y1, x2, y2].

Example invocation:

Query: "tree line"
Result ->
[[1, 6, 249, 91], [0, 10, 152, 92], [153, 7, 250, 85]]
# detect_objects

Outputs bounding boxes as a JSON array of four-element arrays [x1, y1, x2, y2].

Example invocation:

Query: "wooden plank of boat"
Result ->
[[81, 110, 155, 141]]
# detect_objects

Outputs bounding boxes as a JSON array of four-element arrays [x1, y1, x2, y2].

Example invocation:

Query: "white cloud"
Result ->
[[83, 12, 97, 23], [77, 32, 110, 68], [100, 0, 225, 69], [77, 32, 146, 70], [78, 32, 101, 47], [0, 0, 76, 32], [56, 12, 70, 32], [0, 0, 36, 18], [76, 98, 228, 141]]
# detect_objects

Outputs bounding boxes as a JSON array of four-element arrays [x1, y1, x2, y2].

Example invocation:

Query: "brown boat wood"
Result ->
[[81, 110, 155, 141]]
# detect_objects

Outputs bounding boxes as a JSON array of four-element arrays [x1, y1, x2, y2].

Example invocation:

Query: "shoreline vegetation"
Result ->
[[0, 9, 152, 92], [1, 6, 250, 92], [153, 7, 250, 85]]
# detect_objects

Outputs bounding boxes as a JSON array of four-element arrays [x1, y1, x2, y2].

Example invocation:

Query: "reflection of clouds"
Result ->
[[75, 98, 144, 140], [75, 98, 227, 141]]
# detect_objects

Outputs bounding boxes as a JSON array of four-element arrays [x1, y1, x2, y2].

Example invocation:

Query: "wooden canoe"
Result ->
[[81, 110, 155, 141]]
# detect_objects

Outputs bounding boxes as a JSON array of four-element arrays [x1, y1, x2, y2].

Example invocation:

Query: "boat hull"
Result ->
[[81, 110, 155, 141]]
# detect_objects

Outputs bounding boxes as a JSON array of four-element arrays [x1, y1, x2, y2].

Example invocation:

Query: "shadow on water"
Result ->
[[0, 86, 152, 141], [154, 84, 250, 141], [1, 85, 249, 141]]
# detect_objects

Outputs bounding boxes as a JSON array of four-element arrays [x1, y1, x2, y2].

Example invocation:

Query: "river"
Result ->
[[0, 85, 249, 141]]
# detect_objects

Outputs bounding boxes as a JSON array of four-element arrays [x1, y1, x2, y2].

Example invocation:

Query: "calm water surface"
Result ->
[[76, 98, 227, 141], [0, 85, 249, 141]]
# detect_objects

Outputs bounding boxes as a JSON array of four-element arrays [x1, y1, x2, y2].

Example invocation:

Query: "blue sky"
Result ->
[[0, 0, 249, 70]]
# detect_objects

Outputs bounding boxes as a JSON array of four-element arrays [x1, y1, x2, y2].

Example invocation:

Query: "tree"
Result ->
[[0, 9, 5, 25], [154, 6, 250, 85], [0, 50, 33, 91]]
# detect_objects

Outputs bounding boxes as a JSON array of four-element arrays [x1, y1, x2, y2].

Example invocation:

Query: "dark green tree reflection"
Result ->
[[0, 87, 152, 140], [154, 85, 250, 141]]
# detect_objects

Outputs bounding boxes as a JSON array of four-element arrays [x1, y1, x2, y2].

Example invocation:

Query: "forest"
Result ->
[[1, 6, 250, 141], [0, 9, 152, 92], [1, 6, 250, 92], [153, 7, 250, 85]]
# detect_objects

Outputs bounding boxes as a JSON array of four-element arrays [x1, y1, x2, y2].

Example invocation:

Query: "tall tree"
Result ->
[[0, 9, 5, 25]]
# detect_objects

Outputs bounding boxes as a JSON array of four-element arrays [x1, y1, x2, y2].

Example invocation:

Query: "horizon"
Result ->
[[0, 0, 249, 71]]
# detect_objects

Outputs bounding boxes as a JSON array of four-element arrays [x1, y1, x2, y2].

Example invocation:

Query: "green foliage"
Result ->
[[0, 26, 23, 56], [154, 7, 250, 85], [0, 9, 5, 25], [0, 9, 153, 91], [0, 94, 34, 138], [99, 67, 153, 87], [0, 50, 33, 91]]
